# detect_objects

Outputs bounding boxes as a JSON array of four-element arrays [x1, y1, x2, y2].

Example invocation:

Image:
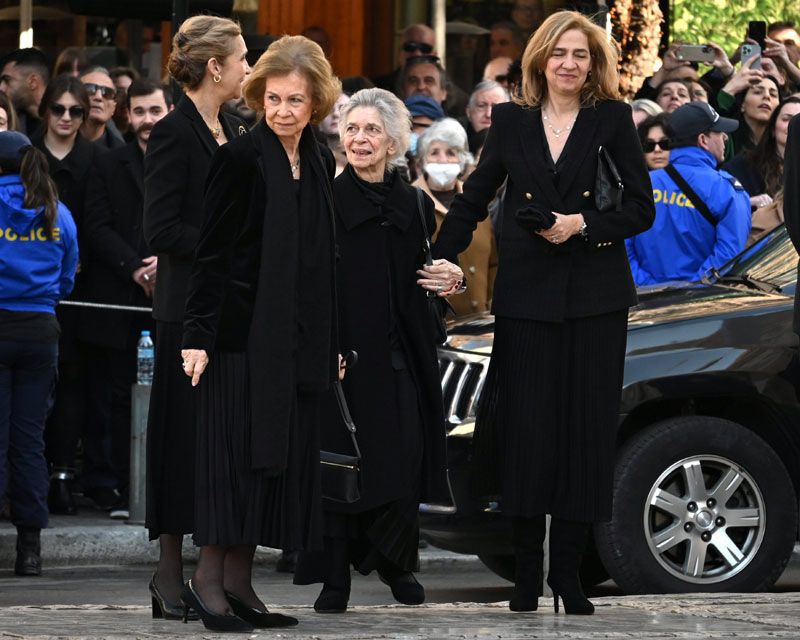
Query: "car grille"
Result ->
[[438, 351, 488, 428]]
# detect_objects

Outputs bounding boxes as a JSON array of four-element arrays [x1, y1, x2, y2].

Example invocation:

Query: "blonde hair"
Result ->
[[243, 35, 341, 126], [167, 15, 242, 90], [517, 10, 620, 108]]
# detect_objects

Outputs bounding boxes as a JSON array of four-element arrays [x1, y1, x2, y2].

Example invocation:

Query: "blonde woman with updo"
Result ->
[[142, 14, 249, 625]]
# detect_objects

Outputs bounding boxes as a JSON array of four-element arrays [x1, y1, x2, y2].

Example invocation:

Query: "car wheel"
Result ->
[[595, 416, 797, 594]]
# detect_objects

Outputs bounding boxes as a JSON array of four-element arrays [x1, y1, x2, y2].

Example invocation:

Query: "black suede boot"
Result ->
[[15, 527, 42, 576], [509, 515, 546, 612], [546, 518, 594, 615]]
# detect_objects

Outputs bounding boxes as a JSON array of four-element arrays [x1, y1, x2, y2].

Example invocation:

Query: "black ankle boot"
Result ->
[[378, 565, 425, 605], [15, 527, 42, 576], [48, 470, 77, 515], [509, 515, 546, 612], [546, 518, 594, 615]]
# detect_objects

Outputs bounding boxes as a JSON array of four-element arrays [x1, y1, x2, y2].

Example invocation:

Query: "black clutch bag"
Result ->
[[320, 378, 362, 504], [595, 146, 624, 213], [415, 188, 450, 345]]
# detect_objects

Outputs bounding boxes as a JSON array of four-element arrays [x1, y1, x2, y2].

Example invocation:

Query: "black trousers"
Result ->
[[80, 344, 136, 494], [0, 339, 58, 529]]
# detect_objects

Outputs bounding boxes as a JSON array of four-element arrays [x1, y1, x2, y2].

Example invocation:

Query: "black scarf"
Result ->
[[247, 121, 337, 472], [347, 163, 394, 209]]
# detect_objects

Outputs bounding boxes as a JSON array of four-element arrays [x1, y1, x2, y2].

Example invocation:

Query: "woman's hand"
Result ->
[[338, 353, 346, 381], [706, 41, 734, 76], [750, 193, 773, 210], [537, 212, 584, 244], [417, 259, 464, 297], [181, 349, 209, 387], [722, 55, 764, 95]]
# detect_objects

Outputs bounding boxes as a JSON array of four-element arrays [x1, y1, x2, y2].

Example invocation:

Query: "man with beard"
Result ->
[[79, 66, 125, 150], [79, 78, 170, 518], [0, 48, 49, 137]]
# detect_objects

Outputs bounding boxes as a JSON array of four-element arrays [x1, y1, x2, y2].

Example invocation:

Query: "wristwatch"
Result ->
[[579, 221, 588, 240]]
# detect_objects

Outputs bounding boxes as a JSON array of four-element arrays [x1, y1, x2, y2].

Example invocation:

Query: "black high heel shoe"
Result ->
[[547, 580, 594, 615], [180, 580, 253, 633], [509, 515, 546, 612], [225, 591, 298, 627], [547, 518, 595, 616], [149, 573, 198, 621]]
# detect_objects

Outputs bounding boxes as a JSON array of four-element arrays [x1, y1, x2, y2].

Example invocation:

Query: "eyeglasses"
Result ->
[[402, 41, 434, 55], [642, 138, 671, 152], [83, 82, 116, 99], [405, 54, 442, 68], [49, 103, 85, 119]]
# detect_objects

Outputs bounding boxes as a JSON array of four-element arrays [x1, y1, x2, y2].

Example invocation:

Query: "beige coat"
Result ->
[[747, 197, 784, 247], [413, 176, 498, 317]]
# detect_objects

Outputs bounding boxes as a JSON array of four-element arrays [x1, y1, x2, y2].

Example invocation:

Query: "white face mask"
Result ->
[[424, 162, 460, 188]]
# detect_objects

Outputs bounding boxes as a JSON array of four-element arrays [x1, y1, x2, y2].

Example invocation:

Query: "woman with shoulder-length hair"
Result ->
[[179, 35, 341, 632], [294, 87, 461, 614], [431, 10, 654, 615], [142, 14, 249, 623], [0, 92, 19, 132], [0, 131, 78, 576]]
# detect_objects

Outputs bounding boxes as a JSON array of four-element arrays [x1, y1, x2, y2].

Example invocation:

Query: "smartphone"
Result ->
[[741, 43, 762, 70], [675, 44, 715, 64], [748, 20, 767, 49]]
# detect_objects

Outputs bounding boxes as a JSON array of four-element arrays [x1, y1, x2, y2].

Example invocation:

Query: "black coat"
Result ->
[[79, 141, 154, 349], [182, 121, 338, 472], [323, 168, 450, 512], [783, 114, 800, 333], [433, 100, 655, 321], [143, 95, 246, 323]]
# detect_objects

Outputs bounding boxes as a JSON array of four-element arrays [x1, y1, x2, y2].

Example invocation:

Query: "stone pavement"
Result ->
[[2, 593, 800, 639]]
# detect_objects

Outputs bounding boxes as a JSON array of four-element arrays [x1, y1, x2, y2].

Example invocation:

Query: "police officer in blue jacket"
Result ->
[[626, 102, 751, 285]]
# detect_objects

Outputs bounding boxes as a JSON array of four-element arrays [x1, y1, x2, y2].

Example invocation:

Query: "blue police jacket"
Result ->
[[625, 146, 751, 285], [0, 174, 78, 313]]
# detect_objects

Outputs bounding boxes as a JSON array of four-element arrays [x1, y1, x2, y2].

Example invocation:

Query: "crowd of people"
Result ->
[[1, 3, 799, 634]]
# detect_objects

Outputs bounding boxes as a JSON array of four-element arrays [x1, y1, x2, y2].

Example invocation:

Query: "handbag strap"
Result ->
[[332, 379, 361, 459], [664, 164, 717, 227], [415, 188, 434, 267]]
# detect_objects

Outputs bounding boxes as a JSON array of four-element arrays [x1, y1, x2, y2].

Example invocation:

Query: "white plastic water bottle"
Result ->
[[137, 330, 154, 385]]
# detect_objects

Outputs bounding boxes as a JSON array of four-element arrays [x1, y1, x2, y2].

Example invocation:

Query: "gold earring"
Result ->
[[213, 73, 222, 83]]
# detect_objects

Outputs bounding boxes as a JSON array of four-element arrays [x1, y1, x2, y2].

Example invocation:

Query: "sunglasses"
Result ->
[[83, 82, 116, 99], [405, 54, 442, 68], [402, 41, 434, 54], [643, 138, 671, 152], [49, 103, 85, 119]]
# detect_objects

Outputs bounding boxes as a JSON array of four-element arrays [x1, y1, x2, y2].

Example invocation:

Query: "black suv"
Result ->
[[421, 225, 800, 594]]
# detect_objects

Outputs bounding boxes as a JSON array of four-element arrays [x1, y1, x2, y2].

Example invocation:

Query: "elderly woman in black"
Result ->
[[179, 35, 341, 632], [433, 11, 654, 615], [294, 88, 462, 613]]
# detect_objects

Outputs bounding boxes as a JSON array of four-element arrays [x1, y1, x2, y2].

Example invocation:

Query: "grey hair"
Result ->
[[416, 117, 473, 173], [80, 65, 112, 80], [467, 80, 510, 111], [630, 98, 663, 117], [338, 88, 411, 170]]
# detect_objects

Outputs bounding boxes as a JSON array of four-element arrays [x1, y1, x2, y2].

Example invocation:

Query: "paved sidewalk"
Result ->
[[1, 593, 799, 639]]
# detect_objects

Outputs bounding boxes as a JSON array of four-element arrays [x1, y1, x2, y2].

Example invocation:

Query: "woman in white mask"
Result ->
[[413, 117, 498, 316]]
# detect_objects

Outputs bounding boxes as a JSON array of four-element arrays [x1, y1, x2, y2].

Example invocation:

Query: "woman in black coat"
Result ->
[[294, 88, 463, 613], [179, 36, 342, 632], [142, 15, 248, 620], [433, 11, 655, 615]]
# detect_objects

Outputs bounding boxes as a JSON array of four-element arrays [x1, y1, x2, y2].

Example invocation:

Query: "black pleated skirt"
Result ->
[[145, 320, 196, 539], [193, 351, 324, 550], [472, 311, 628, 523]]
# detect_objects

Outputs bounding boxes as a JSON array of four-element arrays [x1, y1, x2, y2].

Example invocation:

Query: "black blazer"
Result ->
[[782, 114, 800, 333], [79, 141, 153, 349], [434, 100, 655, 322], [143, 95, 246, 323]]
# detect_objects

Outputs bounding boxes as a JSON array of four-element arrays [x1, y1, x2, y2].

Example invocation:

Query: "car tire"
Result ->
[[595, 416, 797, 594]]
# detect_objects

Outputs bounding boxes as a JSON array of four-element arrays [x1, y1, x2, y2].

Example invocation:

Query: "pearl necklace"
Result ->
[[290, 157, 300, 176], [542, 109, 579, 138]]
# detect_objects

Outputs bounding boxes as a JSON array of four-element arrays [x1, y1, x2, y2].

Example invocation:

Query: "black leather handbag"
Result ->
[[414, 188, 449, 345], [595, 145, 624, 213], [320, 379, 362, 503]]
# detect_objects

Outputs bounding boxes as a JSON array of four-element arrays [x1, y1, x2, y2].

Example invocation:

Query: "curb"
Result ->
[[0, 520, 480, 569]]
